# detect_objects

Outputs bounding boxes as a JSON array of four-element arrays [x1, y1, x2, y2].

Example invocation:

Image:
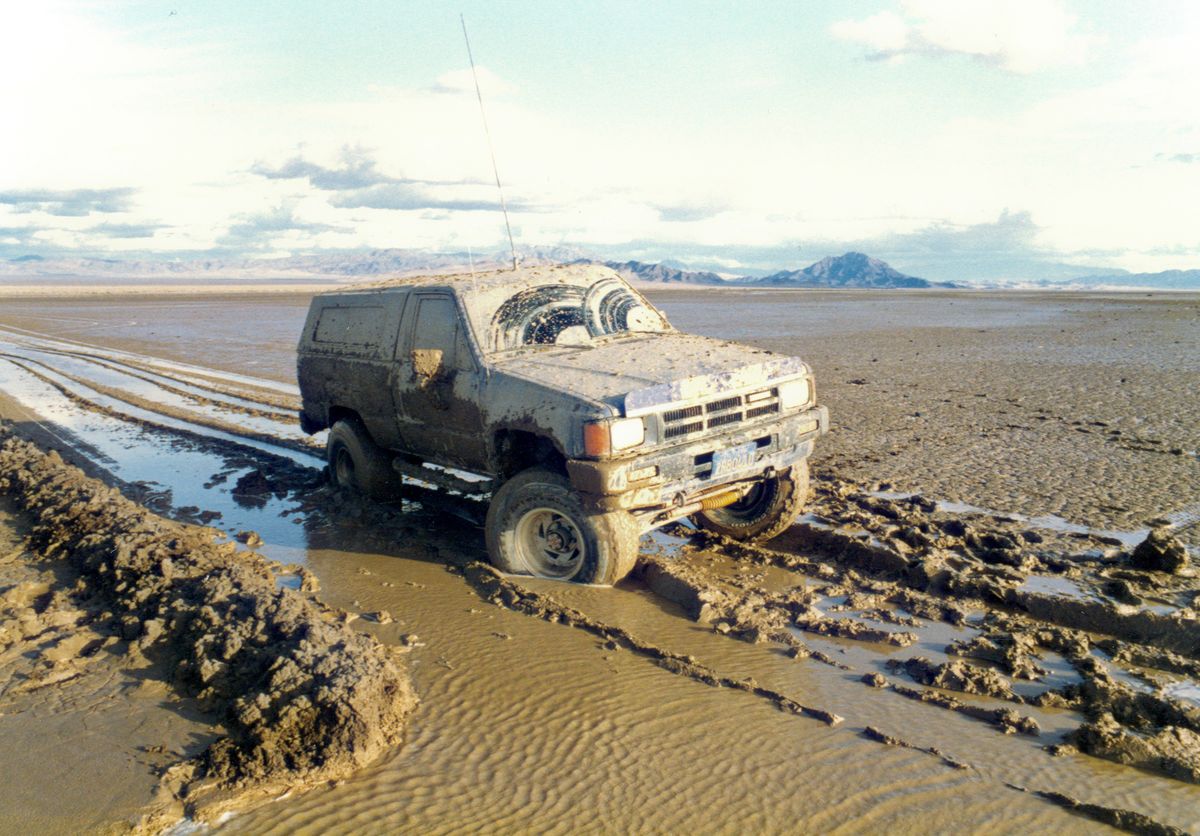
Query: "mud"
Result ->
[[1132, 528, 1190, 574], [1, 291, 1199, 832], [0, 432, 416, 827], [1024, 788, 1188, 836]]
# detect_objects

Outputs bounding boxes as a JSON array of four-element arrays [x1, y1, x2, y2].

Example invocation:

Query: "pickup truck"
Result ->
[[297, 263, 828, 585]]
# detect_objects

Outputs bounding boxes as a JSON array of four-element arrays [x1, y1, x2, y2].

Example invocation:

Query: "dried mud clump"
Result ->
[[1130, 528, 1189, 574], [0, 433, 417, 823], [887, 656, 1019, 701], [1069, 714, 1200, 784]]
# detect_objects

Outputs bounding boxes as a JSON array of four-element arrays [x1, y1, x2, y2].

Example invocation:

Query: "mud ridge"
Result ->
[[0, 431, 416, 828], [77, 352, 298, 422], [1009, 786, 1189, 836], [3, 355, 321, 459], [2, 352, 321, 462], [861, 726, 969, 771], [707, 490, 1200, 657]]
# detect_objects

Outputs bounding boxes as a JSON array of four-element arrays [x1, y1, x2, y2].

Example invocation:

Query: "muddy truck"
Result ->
[[298, 264, 828, 585]]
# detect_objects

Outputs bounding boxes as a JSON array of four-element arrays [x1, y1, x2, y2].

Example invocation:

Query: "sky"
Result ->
[[1, 0, 1198, 281]]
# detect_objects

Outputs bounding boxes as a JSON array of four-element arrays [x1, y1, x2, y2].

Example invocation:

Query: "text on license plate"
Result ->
[[711, 441, 757, 478]]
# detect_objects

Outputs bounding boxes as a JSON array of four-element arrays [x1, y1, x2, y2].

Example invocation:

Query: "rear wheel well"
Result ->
[[328, 406, 365, 432], [494, 430, 565, 480]]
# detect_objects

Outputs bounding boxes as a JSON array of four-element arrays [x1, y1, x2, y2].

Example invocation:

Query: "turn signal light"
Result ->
[[583, 418, 645, 457]]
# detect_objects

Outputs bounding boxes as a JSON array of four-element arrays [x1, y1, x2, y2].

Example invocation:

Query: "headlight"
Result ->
[[583, 417, 645, 456], [778, 378, 811, 410]]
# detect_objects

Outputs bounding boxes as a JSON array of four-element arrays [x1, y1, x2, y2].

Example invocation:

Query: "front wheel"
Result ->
[[692, 460, 809, 542], [485, 467, 639, 585]]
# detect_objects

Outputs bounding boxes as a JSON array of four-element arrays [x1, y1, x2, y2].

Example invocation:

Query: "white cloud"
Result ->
[[830, 11, 910, 55], [832, 0, 1101, 73], [426, 67, 519, 96]]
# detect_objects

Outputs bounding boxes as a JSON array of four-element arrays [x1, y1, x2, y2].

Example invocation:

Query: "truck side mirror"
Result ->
[[411, 348, 446, 385]]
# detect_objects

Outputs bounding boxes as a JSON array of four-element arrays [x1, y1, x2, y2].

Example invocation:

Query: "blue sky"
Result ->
[[2, 1, 1198, 280]]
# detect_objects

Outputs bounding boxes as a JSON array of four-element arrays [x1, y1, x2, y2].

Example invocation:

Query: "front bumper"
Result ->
[[567, 404, 829, 513]]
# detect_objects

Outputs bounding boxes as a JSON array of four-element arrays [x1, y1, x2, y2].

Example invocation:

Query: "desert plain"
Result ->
[[0, 284, 1198, 834]]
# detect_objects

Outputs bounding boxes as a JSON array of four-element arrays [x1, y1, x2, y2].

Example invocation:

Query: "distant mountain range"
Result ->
[[1057, 269, 1200, 291], [3, 247, 1198, 290], [598, 252, 956, 289]]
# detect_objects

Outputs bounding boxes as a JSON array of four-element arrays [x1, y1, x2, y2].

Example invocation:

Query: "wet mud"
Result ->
[[0, 433, 416, 828], [0, 293, 1198, 832]]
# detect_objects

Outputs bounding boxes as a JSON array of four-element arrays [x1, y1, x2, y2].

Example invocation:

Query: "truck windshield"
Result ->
[[479, 278, 670, 354]]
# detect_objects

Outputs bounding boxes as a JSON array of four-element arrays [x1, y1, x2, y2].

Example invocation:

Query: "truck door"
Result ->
[[393, 292, 487, 469]]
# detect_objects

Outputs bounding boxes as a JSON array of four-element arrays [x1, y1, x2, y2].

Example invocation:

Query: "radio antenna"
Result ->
[[461, 14, 518, 271]]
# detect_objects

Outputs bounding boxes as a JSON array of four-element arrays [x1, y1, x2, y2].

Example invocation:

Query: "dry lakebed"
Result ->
[[0, 284, 1197, 834]]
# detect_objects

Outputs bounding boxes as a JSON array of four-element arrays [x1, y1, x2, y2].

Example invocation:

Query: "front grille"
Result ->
[[658, 386, 780, 442], [707, 411, 743, 429], [664, 420, 704, 439], [746, 403, 779, 420], [663, 405, 703, 423], [706, 396, 742, 413]]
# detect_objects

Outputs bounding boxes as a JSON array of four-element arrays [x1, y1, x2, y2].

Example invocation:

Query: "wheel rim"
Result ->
[[514, 507, 586, 579], [334, 447, 356, 488]]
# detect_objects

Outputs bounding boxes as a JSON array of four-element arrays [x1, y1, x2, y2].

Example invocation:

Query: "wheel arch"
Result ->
[[492, 428, 567, 480]]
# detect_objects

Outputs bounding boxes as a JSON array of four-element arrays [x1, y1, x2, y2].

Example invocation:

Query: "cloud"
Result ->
[[329, 182, 532, 213], [0, 187, 135, 216], [1157, 152, 1198, 164], [251, 148, 485, 192], [251, 148, 411, 191], [427, 67, 517, 96], [832, 0, 1101, 73], [87, 222, 169, 239], [219, 203, 352, 247], [655, 202, 730, 223]]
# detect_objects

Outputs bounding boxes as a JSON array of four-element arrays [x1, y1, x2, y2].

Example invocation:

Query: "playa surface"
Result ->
[[0, 285, 1197, 833]]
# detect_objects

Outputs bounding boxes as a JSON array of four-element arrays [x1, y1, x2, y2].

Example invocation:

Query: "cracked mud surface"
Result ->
[[0, 289, 1197, 833]]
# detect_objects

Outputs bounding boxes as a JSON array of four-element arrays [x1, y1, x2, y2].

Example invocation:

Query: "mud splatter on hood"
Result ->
[[491, 331, 808, 409]]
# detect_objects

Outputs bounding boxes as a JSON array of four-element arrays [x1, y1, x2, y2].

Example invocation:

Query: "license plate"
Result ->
[[711, 441, 757, 478]]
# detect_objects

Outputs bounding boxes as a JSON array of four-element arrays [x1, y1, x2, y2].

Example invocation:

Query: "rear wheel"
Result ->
[[326, 418, 403, 501], [693, 460, 809, 542], [486, 467, 639, 585]]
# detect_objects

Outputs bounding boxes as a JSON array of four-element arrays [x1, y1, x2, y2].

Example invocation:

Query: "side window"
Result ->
[[412, 296, 459, 368], [313, 305, 386, 351]]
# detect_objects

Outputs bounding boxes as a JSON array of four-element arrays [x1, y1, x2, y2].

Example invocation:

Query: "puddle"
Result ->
[[1018, 575, 1101, 602], [0, 359, 313, 564], [1164, 681, 1200, 707]]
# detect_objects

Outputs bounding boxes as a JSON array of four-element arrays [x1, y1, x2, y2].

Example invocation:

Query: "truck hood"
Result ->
[[489, 332, 808, 416]]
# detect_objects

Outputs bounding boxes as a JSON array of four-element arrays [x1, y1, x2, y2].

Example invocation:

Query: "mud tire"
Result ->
[[327, 418, 403, 501], [693, 460, 809, 542], [486, 467, 639, 585]]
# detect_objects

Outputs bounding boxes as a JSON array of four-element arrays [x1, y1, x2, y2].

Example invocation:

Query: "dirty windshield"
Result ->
[[477, 277, 670, 354]]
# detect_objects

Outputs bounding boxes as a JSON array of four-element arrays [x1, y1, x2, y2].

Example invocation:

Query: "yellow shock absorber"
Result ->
[[699, 489, 743, 510]]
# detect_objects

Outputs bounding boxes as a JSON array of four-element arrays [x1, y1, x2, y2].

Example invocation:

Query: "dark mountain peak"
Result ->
[[758, 252, 936, 288], [591, 259, 726, 285]]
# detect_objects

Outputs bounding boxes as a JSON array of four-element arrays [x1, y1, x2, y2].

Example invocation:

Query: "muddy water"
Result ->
[[0, 360, 313, 565], [225, 526, 1094, 835], [1, 296, 1199, 831]]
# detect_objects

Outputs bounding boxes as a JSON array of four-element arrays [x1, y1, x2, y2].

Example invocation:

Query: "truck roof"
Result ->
[[319, 263, 622, 297]]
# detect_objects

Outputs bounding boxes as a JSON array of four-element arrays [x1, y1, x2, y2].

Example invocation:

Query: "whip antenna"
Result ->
[[461, 14, 518, 271]]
